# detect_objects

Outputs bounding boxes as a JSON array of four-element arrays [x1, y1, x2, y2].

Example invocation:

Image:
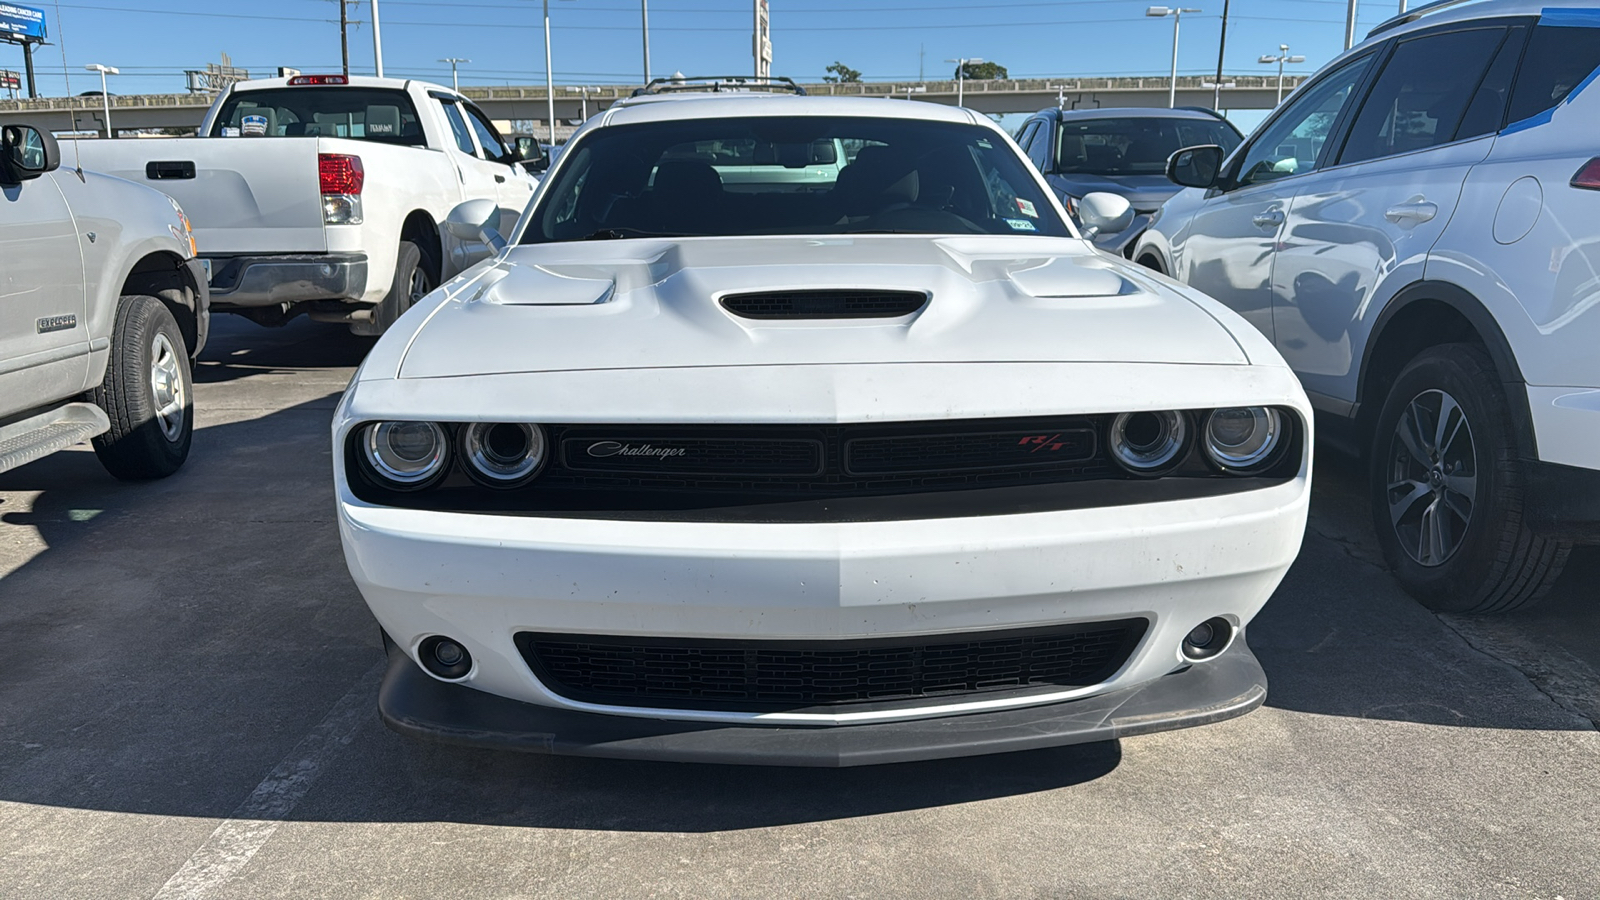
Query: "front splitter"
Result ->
[[377, 637, 1267, 767]]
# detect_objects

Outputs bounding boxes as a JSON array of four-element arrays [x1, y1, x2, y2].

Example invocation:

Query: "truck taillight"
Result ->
[[1571, 158, 1600, 191], [319, 154, 364, 225], [319, 154, 364, 194]]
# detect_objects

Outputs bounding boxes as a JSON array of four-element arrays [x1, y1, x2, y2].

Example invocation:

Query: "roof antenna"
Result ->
[[50, 1, 84, 181]]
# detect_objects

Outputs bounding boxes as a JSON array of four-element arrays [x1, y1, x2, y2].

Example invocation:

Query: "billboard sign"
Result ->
[[0, 71, 19, 90], [0, 3, 45, 41]]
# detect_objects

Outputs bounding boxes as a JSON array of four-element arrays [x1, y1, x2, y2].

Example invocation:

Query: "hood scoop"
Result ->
[[720, 289, 929, 320], [473, 263, 616, 307]]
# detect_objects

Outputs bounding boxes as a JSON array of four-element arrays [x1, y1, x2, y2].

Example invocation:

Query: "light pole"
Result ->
[[1258, 45, 1305, 105], [543, 0, 556, 145], [439, 58, 469, 92], [944, 57, 984, 108], [84, 64, 117, 138], [1147, 7, 1201, 109], [1345, 0, 1359, 50], [642, 0, 651, 83], [372, 0, 385, 77]]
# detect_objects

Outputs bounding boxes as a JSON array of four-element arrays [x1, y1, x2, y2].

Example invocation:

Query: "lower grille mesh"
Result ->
[[516, 619, 1148, 711]]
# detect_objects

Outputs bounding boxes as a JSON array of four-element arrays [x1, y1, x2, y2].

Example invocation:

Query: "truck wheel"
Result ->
[[361, 240, 434, 335], [89, 295, 194, 480], [1369, 343, 1570, 613]]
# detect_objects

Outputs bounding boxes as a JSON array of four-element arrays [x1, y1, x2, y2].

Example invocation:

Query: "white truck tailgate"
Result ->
[[69, 138, 327, 255]]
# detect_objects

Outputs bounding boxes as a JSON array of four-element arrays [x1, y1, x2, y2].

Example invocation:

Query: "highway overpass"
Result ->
[[0, 74, 1305, 137]]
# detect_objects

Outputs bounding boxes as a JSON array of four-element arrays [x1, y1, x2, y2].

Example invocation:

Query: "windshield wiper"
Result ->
[[580, 228, 684, 241]]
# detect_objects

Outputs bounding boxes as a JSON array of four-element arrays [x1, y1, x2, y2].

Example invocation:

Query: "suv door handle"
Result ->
[[1384, 197, 1438, 225], [1252, 209, 1285, 229]]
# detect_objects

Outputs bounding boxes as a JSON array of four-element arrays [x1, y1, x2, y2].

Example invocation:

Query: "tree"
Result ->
[[823, 61, 862, 84], [956, 60, 1008, 81]]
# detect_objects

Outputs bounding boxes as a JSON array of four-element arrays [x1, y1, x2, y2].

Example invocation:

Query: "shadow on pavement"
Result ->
[[0, 322, 1593, 831]]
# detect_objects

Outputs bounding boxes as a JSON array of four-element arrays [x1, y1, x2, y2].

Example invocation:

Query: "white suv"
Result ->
[[1133, 0, 1600, 613]]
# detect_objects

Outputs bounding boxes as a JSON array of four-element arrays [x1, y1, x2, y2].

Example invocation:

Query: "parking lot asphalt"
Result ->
[[2, 315, 1597, 900]]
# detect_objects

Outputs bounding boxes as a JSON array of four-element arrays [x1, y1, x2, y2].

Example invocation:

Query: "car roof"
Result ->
[[601, 93, 986, 128], [1035, 107, 1230, 123], [1365, 0, 1595, 43], [227, 75, 447, 94]]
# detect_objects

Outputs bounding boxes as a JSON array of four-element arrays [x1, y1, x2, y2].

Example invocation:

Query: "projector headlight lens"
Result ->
[[1204, 407, 1283, 473], [461, 422, 546, 487], [363, 421, 448, 488], [1110, 410, 1189, 475]]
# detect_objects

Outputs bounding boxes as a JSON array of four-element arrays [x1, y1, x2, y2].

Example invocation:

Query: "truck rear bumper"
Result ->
[[205, 253, 368, 308]]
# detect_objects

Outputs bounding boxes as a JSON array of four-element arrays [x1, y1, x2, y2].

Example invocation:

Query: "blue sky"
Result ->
[[6, 0, 1410, 97]]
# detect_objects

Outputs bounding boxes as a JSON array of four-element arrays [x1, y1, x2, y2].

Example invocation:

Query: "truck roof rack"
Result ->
[[1367, 0, 1488, 39], [631, 76, 807, 98]]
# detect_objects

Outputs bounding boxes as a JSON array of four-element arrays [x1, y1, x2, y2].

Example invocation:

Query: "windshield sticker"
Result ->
[[221, 126, 241, 137], [1004, 218, 1037, 232], [240, 114, 268, 136], [1016, 198, 1039, 218], [977, 139, 994, 148]]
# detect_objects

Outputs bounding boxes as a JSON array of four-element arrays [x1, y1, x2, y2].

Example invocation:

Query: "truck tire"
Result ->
[[89, 294, 194, 480], [361, 240, 435, 335], [1368, 343, 1570, 613]]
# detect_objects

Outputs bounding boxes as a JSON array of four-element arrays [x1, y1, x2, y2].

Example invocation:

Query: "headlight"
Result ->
[[460, 422, 546, 487], [1109, 410, 1189, 475], [362, 421, 448, 489], [1203, 407, 1284, 473]]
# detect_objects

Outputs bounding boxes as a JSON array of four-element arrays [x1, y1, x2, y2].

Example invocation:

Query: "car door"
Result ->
[[1272, 22, 1523, 405], [433, 95, 510, 230], [1175, 54, 1376, 340], [0, 163, 88, 419], [462, 102, 538, 234]]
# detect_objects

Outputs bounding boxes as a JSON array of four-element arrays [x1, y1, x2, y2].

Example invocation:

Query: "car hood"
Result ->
[[393, 235, 1248, 380], [1050, 174, 1181, 212]]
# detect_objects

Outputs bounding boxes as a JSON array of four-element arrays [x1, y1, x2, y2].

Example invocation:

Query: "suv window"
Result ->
[[1506, 21, 1600, 123], [211, 88, 424, 145], [1056, 117, 1242, 176], [1454, 25, 1527, 139], [464, 104, 515, 165], [1234, 55, 1373, 187], [1027, 122, 1054, 172], [1338, 27, 1506, 165]]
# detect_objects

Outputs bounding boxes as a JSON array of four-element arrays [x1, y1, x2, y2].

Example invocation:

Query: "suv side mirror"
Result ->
[[0, 124, 61, 184], [1166, 144, 1224, 190]]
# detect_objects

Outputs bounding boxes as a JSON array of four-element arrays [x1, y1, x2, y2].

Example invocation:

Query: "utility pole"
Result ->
[[372, 0, 385, 76], [642, 0, 651, 83], [340, 0, 350, 77], [543, 0, 556, 144], [1345, 0, 1359, 50], [1213, 0, 1230, 111], [919, 44, 925, 83]]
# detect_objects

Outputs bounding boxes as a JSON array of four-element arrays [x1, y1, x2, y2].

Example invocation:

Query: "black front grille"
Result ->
[[562, 435, 823, 476], [846, 427, 1096, 475], [515, 619, 1148, 711], [720, 289, 928, 319]]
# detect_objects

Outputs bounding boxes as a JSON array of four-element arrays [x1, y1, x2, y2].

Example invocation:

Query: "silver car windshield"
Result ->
[[523, 115, 1073, 242]]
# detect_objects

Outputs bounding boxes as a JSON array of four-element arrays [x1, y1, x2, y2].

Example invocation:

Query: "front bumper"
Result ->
[[378, 630, 1267, 767], [205, 252, 368, 309]]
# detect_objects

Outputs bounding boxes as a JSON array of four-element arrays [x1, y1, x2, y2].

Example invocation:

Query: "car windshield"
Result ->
[[523, 115, 1073, 243], [209, 87, 425, 146], [1056, 117, 1242, 176]]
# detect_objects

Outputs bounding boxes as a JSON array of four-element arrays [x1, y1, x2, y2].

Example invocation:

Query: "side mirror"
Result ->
[[445, 199, 507, 252], [1166, 144, 1224, 190], [0, 124, 61, 184], [1077, 192, 1134, 239]]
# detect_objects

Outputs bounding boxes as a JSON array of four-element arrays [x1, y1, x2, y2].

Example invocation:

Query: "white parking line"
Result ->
[[150, 659, 384, 900]]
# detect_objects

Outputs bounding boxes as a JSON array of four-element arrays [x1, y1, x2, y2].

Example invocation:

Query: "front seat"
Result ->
[[833, 146, 919, 221]]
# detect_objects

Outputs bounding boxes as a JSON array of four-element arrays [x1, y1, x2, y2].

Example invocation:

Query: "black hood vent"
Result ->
[[720, 289, 928, 320]]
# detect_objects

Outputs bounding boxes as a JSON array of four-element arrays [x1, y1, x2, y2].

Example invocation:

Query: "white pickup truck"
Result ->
[[70, 75, 541, 335]]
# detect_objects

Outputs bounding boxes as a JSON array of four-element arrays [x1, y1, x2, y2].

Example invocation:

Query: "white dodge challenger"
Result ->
[[334, 83, 1312, 766]]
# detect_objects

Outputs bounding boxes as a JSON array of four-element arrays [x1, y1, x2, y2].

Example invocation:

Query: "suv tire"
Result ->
[[89, 294, 193, 480], [1369, 343, 1570, 613]]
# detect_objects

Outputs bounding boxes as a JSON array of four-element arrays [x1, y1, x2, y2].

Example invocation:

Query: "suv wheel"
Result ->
[[89, 294, 194, 480], [1369, 343, 1570, 613]]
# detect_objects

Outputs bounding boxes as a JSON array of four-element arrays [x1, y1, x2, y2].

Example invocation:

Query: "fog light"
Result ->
[[1181, 617, 1234, 661], [418, 636, 472, 680]]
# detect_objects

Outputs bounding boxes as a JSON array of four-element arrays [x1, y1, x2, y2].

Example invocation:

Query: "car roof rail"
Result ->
[[1174, 105, 1228, 120], [1367, 0, 1488, 39], [631, 76, 807, 97]]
